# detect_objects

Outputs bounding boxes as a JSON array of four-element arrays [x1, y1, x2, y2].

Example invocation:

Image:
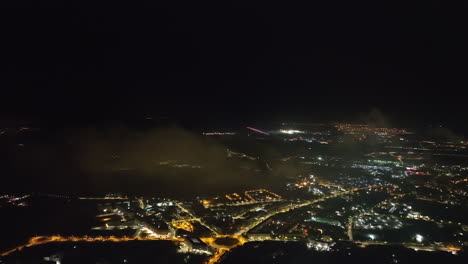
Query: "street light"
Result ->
[[415, 234, 423, 243]]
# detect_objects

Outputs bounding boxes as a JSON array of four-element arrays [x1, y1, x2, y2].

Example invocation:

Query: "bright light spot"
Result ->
[[279, 129, 304, 134], [368, 234, 376, 240], [415, 234, 423, 243]]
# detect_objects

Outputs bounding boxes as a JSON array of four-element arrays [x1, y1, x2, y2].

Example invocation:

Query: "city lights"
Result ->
[[1, 122, 466, 264]]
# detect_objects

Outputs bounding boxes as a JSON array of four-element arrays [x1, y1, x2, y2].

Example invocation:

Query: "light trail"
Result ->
[[347, 216, 354, 241], [95, 212, 117, 218], [78, 197, 129, 200], [245, 126, 270, 136], [205, 248, 228, 264]]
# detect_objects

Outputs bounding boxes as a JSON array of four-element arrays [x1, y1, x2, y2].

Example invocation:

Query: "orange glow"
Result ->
[[200, 235, 247, 249], [205, 248, 228, 264], [225, 193, 242, 201], [446, 246, 461, 251], [201, 235, 247, 264], [172, 220, 194, 232]]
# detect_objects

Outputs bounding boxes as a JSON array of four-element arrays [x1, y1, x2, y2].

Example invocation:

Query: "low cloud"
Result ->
[[72, 126, 289, 196], [358, 108, 391, 128]]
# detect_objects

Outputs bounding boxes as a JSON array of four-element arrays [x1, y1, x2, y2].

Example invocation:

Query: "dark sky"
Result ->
[[0, 2, 467, 195], [1, 3, 467, 128]]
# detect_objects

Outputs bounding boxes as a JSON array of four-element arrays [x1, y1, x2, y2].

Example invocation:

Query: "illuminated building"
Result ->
[[183, 237, 213, 255]]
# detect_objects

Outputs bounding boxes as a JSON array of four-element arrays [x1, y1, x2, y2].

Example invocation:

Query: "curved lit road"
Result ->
[[235, 187, 367, 236]]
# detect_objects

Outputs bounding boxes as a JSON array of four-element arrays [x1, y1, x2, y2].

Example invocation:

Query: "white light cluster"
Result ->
[[279, 129, 304, 134], [415, 234, 424, 243]]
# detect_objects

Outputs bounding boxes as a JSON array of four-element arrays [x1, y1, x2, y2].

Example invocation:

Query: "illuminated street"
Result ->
[[7, 186, 461, 264]]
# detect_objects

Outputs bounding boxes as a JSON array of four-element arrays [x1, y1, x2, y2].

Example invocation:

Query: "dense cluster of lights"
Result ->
[[279, 129, 304, 134], [354, 214, 404, 230]]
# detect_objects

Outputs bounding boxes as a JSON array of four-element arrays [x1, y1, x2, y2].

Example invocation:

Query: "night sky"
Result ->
[[1, 3, 467, 129]]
